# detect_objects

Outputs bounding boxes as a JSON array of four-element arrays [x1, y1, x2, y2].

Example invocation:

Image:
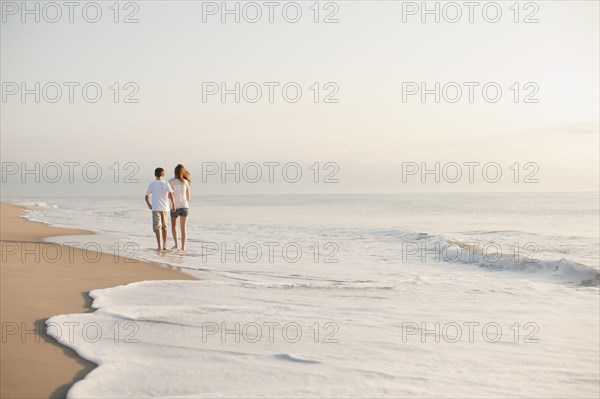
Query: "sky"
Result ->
[[1, 0, 599, 196]]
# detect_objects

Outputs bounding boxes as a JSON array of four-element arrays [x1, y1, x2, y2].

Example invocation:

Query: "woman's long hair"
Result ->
[[174, 164, 191, 184]]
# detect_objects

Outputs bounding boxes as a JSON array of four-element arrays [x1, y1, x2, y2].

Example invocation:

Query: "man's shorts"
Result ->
[[171, 208, 189, 219], [152, 211, 169, 232]]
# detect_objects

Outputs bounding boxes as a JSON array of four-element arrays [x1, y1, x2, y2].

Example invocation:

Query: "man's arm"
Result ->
[[169, 192, 176, 211], [145, 195, 152, 210]]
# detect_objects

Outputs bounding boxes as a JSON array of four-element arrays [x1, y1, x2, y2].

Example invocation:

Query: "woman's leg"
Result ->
[[171, 215, 179, 249], [180, 216, 188, 251]]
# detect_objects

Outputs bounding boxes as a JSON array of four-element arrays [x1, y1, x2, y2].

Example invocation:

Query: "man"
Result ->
[[145, 167, 175, 251]]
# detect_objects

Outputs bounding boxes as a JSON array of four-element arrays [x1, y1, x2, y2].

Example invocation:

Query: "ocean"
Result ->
[[7, 192, 600, 398]]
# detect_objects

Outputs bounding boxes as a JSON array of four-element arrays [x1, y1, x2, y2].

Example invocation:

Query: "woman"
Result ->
[[168, 164, 191, 251]]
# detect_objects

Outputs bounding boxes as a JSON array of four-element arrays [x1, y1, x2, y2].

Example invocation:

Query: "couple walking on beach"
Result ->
[[144, 164, 191, 251]]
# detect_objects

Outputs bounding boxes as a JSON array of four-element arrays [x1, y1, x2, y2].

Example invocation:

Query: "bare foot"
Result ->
[[172, 245, 178, 250]]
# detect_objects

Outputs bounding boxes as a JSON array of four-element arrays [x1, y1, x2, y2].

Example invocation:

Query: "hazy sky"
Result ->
[[1, 0, 598, 196]]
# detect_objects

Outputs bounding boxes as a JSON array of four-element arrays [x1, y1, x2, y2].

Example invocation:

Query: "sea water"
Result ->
[[7, 193, 600, 397]]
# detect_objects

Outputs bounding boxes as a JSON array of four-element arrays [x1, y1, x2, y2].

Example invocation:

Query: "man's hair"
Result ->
[[154, 168, 164, 177]]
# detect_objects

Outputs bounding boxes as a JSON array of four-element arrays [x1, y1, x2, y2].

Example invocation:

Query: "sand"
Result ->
[[0, 203, 195, 399]]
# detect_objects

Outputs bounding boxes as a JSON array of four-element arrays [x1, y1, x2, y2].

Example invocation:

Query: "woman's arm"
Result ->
[[186, 184, 191, 202]]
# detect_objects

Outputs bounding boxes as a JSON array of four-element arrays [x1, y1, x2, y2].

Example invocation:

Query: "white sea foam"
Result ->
[[15, 200, 58, 209], [48, 276, 599, 398], [7, 193, 599, 397]]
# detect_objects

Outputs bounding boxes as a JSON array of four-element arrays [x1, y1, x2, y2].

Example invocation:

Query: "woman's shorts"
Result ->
[[171, 208, 189, 219]]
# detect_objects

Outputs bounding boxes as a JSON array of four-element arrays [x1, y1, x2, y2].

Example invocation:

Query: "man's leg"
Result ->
[[155, 230, 161, 250], [161, 227, 168, 250], [160, 210, 168, 250], [152, 212, 162, 250]]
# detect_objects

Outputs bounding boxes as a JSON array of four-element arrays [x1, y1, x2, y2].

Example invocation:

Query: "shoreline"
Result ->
[[0, 203, 195, 399]]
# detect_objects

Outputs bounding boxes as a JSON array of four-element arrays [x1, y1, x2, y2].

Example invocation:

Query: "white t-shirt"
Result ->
[[146, 180, 174, 211], [168, 178, 190, 209]]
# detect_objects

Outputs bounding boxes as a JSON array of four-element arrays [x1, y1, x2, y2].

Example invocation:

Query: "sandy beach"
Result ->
[[0, 203, 195, 399]]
